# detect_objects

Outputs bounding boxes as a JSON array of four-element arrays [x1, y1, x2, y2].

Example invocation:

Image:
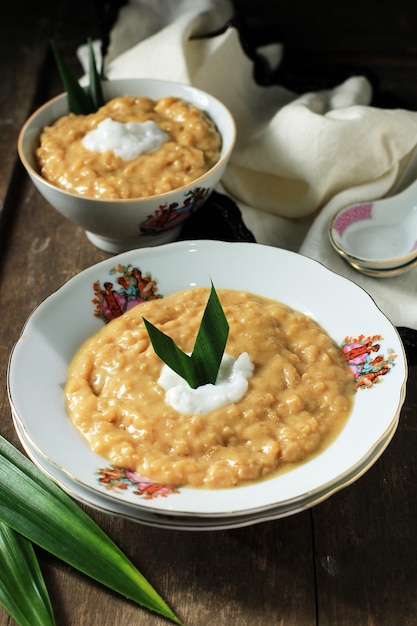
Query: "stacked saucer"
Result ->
[[329, 199, 417, 277]]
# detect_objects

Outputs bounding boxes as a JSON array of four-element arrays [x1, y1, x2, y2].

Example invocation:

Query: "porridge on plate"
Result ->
[[65, 288, 354, 489]]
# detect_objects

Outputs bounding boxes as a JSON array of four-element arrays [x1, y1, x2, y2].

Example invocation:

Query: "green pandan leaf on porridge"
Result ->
[[143, 282, 229, 389], [50, 40, 95, 115], [87, 37, 104, 111]]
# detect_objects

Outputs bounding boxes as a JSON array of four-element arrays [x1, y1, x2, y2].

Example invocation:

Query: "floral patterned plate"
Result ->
[[12, 405, 398, 529], [8, 241, 408, 518]]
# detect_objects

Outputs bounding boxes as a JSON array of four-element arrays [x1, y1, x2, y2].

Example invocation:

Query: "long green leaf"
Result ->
[[0, 436, 183, 625], [0, 521, 55, 626], [87, 37, 104, 110], [50, 40, 95, 114], [143, 320, 198, 387], [192, 284, 230, 385], [144, 283, 229, 389]]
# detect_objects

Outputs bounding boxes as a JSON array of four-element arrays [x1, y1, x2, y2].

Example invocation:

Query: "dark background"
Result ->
[[5, 1, 417, 107]]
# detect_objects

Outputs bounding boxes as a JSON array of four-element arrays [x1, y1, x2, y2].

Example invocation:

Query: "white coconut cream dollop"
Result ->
[[158, 352, 254, 415], [82, 118, 169, 160]]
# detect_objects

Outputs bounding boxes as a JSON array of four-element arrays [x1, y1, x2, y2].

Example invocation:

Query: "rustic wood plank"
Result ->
[[312, 374, 417, 625], [0, 0, 100, 241], [25, 514, 316, 626]]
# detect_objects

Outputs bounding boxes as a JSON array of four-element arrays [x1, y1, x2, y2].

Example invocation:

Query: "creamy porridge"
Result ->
[[65, 288, 354, 489], [36, 96, 222, 199]]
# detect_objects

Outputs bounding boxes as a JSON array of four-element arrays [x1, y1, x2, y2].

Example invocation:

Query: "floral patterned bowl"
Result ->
[[8, 241, 408, 521], [18, 79, 235, 253]]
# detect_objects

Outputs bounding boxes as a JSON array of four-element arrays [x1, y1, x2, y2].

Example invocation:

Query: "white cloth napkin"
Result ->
[[84, 0, 417, 330]]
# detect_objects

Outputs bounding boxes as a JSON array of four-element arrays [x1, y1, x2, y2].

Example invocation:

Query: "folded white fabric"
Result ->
[[87, 0, 417, 330]]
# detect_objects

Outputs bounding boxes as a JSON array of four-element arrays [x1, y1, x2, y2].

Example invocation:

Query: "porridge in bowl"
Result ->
[[36, 95, 222, 200], [65, 287, 354, 489]]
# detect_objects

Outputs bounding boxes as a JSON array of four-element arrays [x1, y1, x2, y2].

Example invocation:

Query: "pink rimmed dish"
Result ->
[[329, 191, 417, 271]]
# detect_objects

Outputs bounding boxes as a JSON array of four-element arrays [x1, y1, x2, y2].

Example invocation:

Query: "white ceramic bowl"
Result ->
[[18, 79, 236, 253], [329, 200, 417, 271], [8, 242, 408, 523]]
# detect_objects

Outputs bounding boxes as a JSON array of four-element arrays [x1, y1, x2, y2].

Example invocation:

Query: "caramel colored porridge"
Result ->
[[36, 96, 222, 199], [65, 288, 354, 489]]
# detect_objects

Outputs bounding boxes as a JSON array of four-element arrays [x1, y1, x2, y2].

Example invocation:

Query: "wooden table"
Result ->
[[1, 2, 416, 624]]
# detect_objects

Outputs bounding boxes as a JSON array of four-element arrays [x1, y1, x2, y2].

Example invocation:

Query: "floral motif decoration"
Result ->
[[92, 265, 179, 496], [92, 263, 163, 323], [341, 334, 397, 390], [97, 467, 180, 500], [333, 203, 373, 235], [139, 186, 210, 234]]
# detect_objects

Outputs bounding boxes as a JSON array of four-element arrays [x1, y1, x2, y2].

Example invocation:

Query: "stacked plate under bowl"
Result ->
[[8, 242, 408, 530]]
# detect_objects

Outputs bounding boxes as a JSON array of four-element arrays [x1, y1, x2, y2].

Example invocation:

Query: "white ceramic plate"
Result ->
[[11, 410, 322, 530], [8, 241, 408, 517], [12, 407, 398, 530]]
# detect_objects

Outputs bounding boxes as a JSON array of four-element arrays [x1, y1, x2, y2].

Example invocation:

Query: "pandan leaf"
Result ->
[[0, 436, 183, 625], [143, 282, 229, 389], [0, 521, 55, 626], [87, 37, 104, 110], [50, 40, 95, 114]]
